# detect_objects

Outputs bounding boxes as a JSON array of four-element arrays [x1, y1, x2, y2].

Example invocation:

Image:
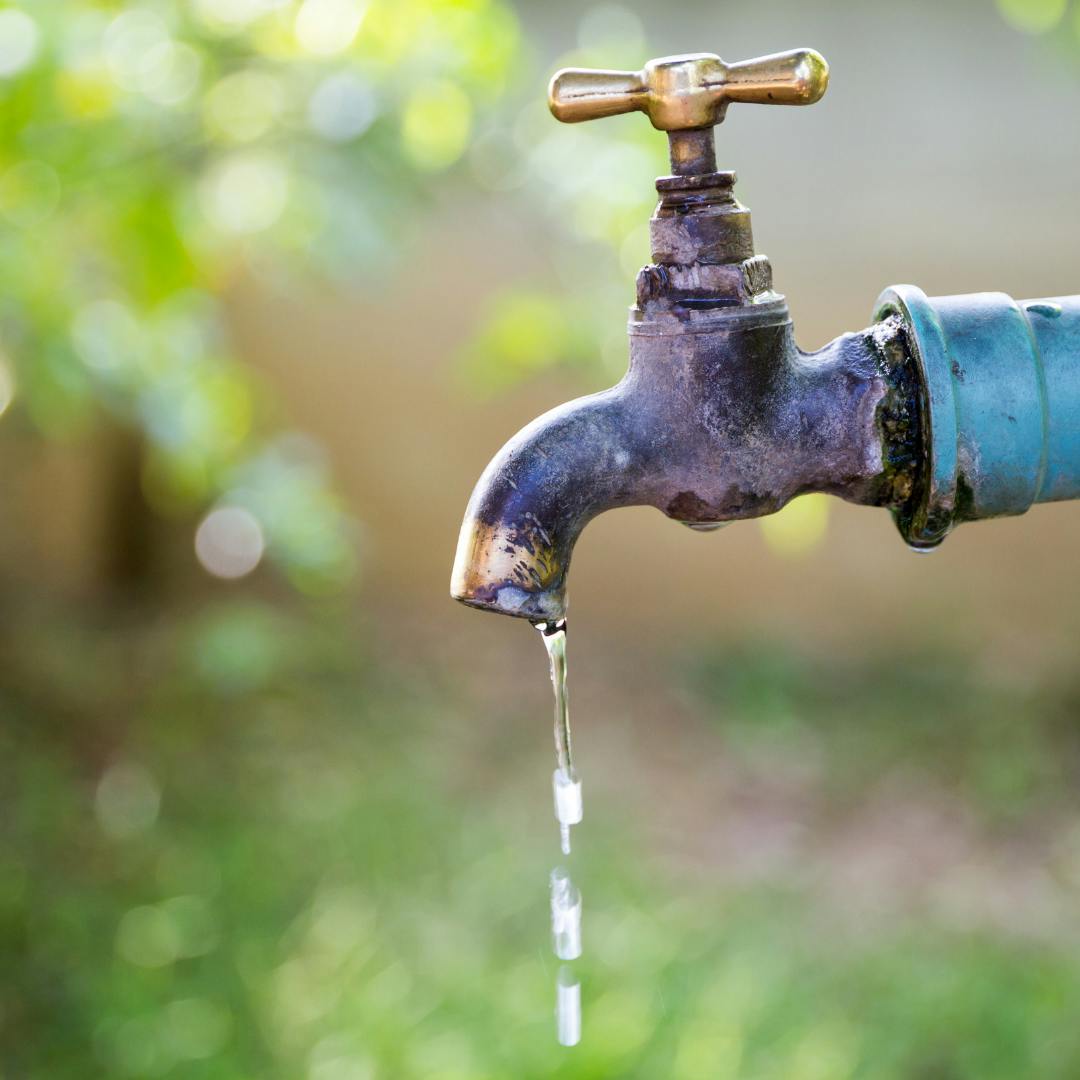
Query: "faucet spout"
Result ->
[[450, 386, 643, 621], [451, 296, 917, 621]]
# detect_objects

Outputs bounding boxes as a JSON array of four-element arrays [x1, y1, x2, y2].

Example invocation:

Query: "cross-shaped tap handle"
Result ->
[[548, 49, 829, 175]]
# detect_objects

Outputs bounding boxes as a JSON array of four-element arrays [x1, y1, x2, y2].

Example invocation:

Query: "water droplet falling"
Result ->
[[549, 867, 582, 960], [537, 618, 585, 1046], [552, 766, 582, 856], [556, 966, 581, 1047], [536, 619, 580, 853]]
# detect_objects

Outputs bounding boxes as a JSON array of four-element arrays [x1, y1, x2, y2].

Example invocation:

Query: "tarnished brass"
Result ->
[[548, 49, 829, 132]]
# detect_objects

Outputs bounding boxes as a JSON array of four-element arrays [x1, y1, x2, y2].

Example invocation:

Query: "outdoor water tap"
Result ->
[[451, 48, 1080, 621]]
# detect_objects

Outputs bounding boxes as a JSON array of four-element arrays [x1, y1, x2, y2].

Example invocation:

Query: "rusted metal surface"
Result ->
[[452, 47, 1080, 621], [877, 287, 1080, 548], [451, 297, 915, 620], [650, 172, 754, 267], [450, 162, 919, 620]]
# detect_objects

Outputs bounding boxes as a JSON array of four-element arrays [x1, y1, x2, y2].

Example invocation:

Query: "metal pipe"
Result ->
[[877, 287, 1080, 548]]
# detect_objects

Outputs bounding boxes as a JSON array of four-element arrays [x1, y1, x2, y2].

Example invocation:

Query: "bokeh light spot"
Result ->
[[195, 505, 265, 579], [308, 71, 377, 141], [194, 0, 280, 32], [401, 81, 472, 171], [95, 760, 161, 839], [140, 41, 202, 105], [190, 603, 285, 693], [56, 60, 118, 119], [116, 905, 181, 968], [997, 0, 1067, 34], [206, 69, 284, 142], [199, 153, 289, 233], [71, 299, 142, 374], [294, 0, 367, 56], [461, 291, 568, 393], [0, 9, 39, 78], [758, 493, 830, 558], [104, 11, 170, 92]]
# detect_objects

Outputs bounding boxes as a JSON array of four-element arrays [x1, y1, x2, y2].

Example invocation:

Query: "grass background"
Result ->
[[6, 601, 1080, 1078]]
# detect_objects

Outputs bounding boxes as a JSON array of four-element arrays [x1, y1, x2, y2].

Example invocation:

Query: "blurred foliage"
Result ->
[[4, 5, 1080, 1076], [688, 640, 1080, 823], [2, 0, 1079, 586], [456, 3, 661, 393], [997, 0, 1069, 35], [6, 614, 1080, 1076], [0, 0, 523, 591]]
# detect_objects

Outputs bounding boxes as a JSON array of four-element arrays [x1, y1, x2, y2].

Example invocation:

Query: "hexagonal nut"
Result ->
[[636, 264, 668, 305]]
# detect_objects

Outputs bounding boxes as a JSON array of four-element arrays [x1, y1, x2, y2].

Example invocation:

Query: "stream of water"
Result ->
[[536, 619, 583, 1046]]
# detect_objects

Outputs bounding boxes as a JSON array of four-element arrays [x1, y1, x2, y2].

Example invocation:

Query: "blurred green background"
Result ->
[[4, 0, 1080, 1076]]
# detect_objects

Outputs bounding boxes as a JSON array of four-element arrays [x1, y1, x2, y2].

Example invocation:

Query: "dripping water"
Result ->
[[536, 619, 580, 855], [536, 618, 583, 1046], [556, 966, 581, 1046], [550, 867, 582, 960], [680, 520, 729, 532], [537, 620, 572, 776]]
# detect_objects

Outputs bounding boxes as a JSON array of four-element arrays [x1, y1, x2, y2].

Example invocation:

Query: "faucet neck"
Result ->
[[666, 126, 717, 176], [651, 171, 755, 266], [637, 171, 775, 313]]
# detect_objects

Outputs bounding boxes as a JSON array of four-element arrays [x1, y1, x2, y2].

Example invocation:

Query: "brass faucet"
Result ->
[[548, 49, 828, 173], [451, 48, 1080, 621]]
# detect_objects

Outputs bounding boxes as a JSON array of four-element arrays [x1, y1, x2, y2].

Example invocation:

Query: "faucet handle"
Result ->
[[548, 50, 829, 130], [548, 49, 828, 175]]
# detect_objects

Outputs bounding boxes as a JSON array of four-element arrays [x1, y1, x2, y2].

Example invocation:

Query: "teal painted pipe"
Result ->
[[875, 287, 1080, 549]]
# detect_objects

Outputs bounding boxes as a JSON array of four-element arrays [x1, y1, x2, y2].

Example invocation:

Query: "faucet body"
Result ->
[[452, 172, 918, 620], [451, 54, 1080, 621], [452, 306, 913, 620]]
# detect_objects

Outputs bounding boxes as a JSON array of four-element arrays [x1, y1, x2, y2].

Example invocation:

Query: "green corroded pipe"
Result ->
[[876, 287, 1080, 549]]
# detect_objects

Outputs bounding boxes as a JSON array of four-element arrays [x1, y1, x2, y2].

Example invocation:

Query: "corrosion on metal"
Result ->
[[451, 154, 921, 619], [452, 46, 1080, 621]]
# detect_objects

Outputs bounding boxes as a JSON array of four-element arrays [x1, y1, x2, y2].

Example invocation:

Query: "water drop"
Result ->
[[556, 966, 581, 1047], [681, 520, 729, 532], [552, 766, 582, 856], [537, 619, 586, 1044], [549, 868, 582, 961], [537, 619, 581, 852]]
